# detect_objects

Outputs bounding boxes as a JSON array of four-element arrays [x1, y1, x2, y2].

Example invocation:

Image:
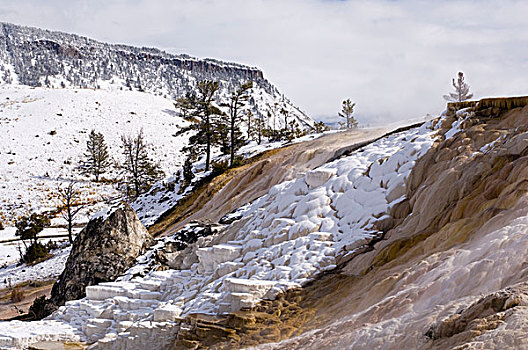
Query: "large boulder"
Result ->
[[50, 203, 152, 306]]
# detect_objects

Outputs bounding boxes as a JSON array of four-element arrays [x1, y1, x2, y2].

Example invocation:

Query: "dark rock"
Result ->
[[28, 295, 58, 320], [50, 203, 152, 307]]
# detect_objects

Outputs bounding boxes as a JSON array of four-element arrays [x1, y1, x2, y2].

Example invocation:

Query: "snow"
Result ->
[[0, 246, 71, 290], [0, 227, 17, 266], [0, 225, 82, 290], [480, 134, 505, 153], [444, 107, 472, 140], [0, 85, 192, 225], [0, 83, 322, 228], [254, 200, 528, 349]]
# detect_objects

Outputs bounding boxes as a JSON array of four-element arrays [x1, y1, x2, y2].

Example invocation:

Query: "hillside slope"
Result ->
[[0, 85, 190, 224], [0, 117, 435, 348]]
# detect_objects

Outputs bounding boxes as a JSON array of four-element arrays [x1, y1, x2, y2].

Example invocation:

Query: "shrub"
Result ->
[[45, 240, 58, 251], [211, 160, 229, 177], [10, 288, 25, 302], [230, 156, 245, 168], [15, 213, 50, 245], [23, 242, 49, 264], [0, 221, 4, 230]]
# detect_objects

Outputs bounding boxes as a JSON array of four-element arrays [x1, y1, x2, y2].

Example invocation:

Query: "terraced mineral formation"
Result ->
[[3, 98, 528, 350]]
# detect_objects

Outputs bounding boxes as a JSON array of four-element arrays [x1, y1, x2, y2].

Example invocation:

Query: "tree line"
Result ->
[[176, 80, 309, 172]]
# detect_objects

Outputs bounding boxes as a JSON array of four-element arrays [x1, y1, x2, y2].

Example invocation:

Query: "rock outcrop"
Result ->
[[50, 203, 152, 307], [426, 282, 528, 346]]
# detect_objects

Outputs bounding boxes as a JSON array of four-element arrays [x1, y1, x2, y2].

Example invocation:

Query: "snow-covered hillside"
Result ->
[[0, 22, 314, 131], [0, 85, 191, 224]]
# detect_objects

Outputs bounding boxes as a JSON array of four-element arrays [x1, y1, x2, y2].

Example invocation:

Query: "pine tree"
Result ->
[[120, 129, 163, 198], [254, 112, 264, 145], [175, 93, 195, 120], [280, 108, 289, 134], [314, 121, 330, 133], [246, 109, 253, 140], [80, 129, 111, 182], [182, 156, 195, 189], [267, 102, 280, 140], [221, 81, 252, 166], [184, 80, 222, 171], [443, 72, 473, 102], [338, 99, 358, 129]]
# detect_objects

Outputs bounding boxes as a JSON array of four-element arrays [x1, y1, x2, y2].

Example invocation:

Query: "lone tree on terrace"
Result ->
[[80, 129, 111, 182], [120, 129, 163, 198], [443, 71, 473, 102], [338, 99, 358, 129]]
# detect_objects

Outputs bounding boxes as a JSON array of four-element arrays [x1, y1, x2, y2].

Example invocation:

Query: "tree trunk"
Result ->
[[230, 106, 236, 167], [247, 115, 251, 140], [205, 113, 211, 171], [67, 205, 73, 244]]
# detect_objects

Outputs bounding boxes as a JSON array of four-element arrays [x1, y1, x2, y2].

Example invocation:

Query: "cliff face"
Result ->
[[0, 22, 313, 129]]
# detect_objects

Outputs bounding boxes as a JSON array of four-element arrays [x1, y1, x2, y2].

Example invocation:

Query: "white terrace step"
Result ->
[[153, 303, 183, 322], [82, 318, 113, 338], [126, 289, 163, 300], [78, 300, 108, 318], [86, 285, 129, 300], [197, 244, 243, 273], [136, 278, 164, 291], [96, 321, 180, 350], [113, 296, 160, 311], [223, 278, 277, 298], [112, 307, 155, 322], [227, 292, 259, 310]]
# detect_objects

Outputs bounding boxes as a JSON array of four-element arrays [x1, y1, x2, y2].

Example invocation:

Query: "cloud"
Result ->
[[1, 0, 527, 124]]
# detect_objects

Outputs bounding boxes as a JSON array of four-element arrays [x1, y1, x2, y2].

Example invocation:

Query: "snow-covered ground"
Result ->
[[0, 245, 71, 290], [0, 117, 445, 348], [0, 85, 322, 227], [0, 226, 81, 289], [0, 85, 191, 225]]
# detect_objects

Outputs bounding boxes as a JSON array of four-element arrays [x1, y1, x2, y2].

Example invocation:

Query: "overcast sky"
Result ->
[[0, 0, 527, 125]]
